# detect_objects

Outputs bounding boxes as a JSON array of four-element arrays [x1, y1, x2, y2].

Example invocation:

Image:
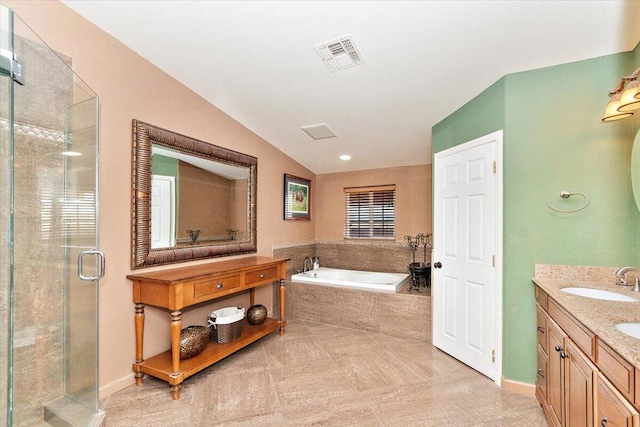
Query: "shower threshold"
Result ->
[[43, 396, 105, 427]]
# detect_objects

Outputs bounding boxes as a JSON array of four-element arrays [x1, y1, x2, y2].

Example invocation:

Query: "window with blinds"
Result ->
[[344, 185, 395, 239]]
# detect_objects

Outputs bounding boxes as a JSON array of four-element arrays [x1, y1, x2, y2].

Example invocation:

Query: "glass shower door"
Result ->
[[1, 6, 103, 426]]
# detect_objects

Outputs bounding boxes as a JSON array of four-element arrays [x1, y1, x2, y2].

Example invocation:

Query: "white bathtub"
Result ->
[[290, 267, 409, 293]]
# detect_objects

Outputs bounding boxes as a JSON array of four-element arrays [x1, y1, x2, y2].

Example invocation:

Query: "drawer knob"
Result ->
[[537, 326, 544, 333], [555, 345, 562, 352], [601, 416, 608, 427], [560, 352, 568, 359], [216, 283, 224, 289], [260, 274, 265, 279]]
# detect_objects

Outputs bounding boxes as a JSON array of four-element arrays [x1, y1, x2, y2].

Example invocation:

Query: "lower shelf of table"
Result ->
[[134, 317, 283, 384]]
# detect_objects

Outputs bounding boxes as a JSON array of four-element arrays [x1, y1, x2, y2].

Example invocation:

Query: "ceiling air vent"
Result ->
[[301, 123, 337, 140], [314, 34, 365, 72]]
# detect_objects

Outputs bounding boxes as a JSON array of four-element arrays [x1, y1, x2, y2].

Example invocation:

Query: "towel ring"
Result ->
[[548, 191, 589, 213]]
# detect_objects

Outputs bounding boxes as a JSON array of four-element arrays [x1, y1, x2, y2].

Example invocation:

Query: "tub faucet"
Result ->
[[303, 256, 312, 273], [614, 266, 640, 287]]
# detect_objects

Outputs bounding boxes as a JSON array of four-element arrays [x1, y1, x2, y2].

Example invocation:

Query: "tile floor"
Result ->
[[101, 321, 547, 426]]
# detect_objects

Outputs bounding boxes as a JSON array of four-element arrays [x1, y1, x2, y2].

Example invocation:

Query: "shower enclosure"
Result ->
[[1, 6, 104, 426]]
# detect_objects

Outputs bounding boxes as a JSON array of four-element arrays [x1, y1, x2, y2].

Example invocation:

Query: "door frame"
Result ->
[[432, 130, 504, 384]]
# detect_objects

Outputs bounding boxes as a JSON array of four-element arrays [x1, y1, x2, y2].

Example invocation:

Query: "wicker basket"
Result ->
[[208, 306, 244, 344]]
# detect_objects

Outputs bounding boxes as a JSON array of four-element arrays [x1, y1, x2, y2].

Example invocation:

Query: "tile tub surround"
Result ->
[[533, 264, 640, 370], [285, 282, 431, 342], [100, 320, 547, 426], [273, 240, 431, 341], [273, 239, 425, 276]]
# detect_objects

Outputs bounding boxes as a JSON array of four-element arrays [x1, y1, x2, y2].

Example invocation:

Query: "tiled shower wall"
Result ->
[[273, 240, 432, 342], [1, 36, 73, 425]]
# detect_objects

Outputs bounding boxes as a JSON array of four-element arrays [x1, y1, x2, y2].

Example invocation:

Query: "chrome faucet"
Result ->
[[614, 266, 640, 288], [302, 256, 312, 273]]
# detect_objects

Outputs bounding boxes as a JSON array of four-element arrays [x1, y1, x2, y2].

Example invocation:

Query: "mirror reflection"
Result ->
[[151, 145, 249, 248]]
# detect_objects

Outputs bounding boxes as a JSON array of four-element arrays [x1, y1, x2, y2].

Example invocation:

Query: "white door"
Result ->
[[432, 131, 503, 382], [151, 175, 175, 249]]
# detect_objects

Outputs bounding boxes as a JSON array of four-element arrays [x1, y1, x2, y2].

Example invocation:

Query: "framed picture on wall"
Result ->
[[284, 174, 311, 220]]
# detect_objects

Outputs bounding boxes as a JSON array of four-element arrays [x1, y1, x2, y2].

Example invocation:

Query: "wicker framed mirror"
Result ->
[[131, 120, 257, 269]]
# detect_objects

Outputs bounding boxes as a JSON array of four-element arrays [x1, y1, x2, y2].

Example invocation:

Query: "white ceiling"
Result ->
[[62, 1, 640, 174]]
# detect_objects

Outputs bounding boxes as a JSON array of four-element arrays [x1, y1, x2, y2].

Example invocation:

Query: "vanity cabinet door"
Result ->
[[565, 338, 596, 427], [549, 317, 567, 427], [596, 373, 639, 427]]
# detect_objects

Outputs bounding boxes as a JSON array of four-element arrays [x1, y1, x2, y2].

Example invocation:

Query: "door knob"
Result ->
[[434, 262, 442, 269]]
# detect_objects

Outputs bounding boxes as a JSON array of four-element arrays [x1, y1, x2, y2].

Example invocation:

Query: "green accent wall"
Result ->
[[432, 45, 640, 384], [151, 153, 178, 178]]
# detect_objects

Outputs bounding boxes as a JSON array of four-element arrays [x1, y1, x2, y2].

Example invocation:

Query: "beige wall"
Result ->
[[178, 161, 234, 239], [5, 0, 315, 398], [315, 165, 432, 241]]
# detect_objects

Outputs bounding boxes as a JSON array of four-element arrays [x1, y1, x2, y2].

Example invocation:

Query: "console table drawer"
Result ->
[[246, 266, 278, 285], [193, 275, 241, 299]]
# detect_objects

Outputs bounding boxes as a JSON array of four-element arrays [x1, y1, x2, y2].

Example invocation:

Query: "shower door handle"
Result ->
[[78, 250, 106, 281]]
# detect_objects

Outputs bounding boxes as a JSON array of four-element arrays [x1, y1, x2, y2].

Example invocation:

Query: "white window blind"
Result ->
[[40, 187, 96, 240], [344, 185, 395, 239]]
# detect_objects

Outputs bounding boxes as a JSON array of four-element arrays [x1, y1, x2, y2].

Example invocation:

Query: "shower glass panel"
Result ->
[[1, 6, 102, 426]]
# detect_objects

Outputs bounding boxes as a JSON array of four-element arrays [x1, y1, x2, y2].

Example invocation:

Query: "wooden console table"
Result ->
[[127, 256, 288, 399]]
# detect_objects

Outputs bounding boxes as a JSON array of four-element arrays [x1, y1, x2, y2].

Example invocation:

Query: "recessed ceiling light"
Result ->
[[339, 154, 351, 161]]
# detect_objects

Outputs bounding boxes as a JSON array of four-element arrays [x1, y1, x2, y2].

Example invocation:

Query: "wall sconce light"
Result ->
[[602, 66, 640, 122]]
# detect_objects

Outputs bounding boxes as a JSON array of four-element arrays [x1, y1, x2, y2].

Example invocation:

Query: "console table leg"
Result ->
[[134, 303, 145, 385], [170, 384, 182, 400], [279, 279, 286, 336], [170, 310, 182, 397]]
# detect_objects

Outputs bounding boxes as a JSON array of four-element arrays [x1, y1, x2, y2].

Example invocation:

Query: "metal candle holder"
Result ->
[[404, 233, 432, 292]]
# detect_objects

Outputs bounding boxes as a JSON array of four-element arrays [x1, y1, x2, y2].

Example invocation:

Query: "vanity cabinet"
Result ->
[[565, 339, 597, 427], [127, 256, 288, 400], [597, 373, 639, 427], [535, 285, 639, 427], [537, 305, 549, 403], [541, 308, 596, 427], [546, 314, 566, 427]]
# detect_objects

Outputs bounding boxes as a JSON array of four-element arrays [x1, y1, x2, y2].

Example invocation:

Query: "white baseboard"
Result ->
[[501, 377, 535, 396]]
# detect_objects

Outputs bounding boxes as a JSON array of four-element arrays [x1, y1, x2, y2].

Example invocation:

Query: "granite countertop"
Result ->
[[533, 266, 640, 369]]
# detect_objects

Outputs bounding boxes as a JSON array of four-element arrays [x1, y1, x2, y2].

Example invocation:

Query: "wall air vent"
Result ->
[[301, 123, 337, 140], [314, 34, 365, 72]]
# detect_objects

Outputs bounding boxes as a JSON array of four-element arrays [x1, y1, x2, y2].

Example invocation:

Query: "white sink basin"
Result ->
[[561, 287, 639, 302], [616, 322, 640, 340]]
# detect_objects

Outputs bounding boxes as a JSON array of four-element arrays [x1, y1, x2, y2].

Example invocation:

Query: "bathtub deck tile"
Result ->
[[377, 292, 431, 341]]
